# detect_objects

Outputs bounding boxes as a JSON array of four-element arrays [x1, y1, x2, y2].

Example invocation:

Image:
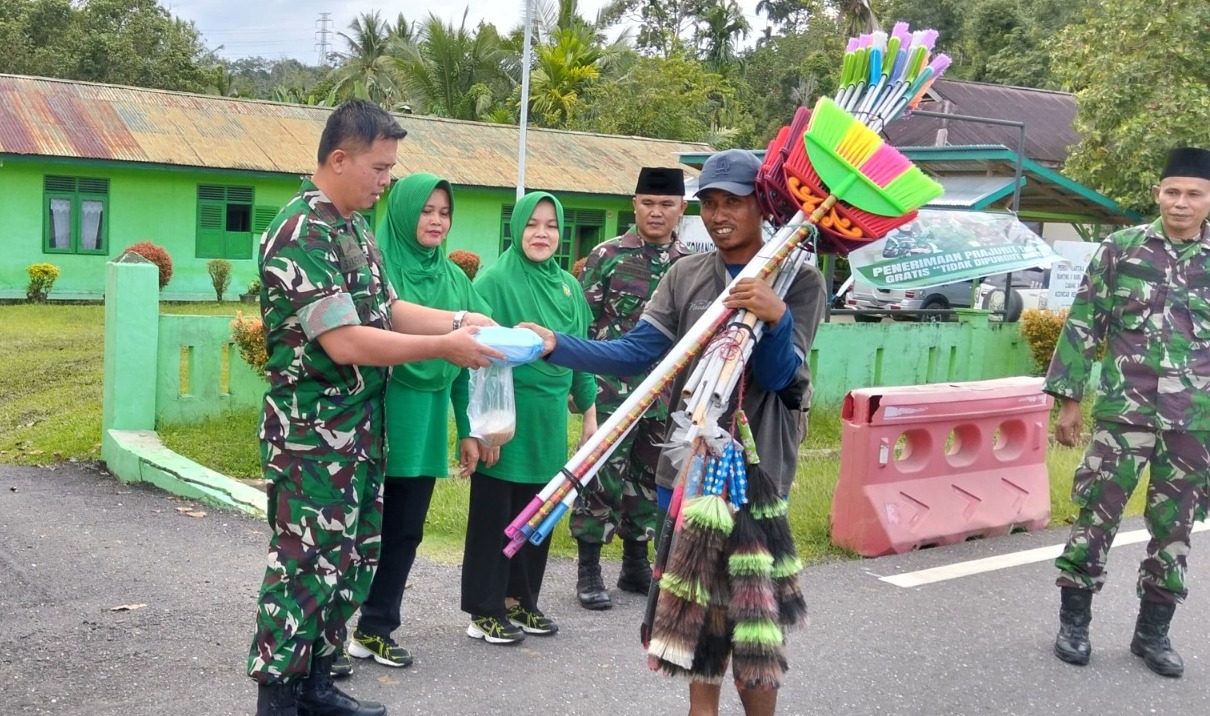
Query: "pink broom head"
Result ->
[[891, 21, 911, 44], [858, 143, 914, 186], [845, 37, 859, 53]]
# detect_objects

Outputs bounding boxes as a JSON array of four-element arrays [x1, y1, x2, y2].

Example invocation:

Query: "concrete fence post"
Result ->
[[101, 251, 160, 464], [954, 308, 991, 381]]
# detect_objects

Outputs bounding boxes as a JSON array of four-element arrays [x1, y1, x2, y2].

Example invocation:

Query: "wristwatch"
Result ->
[[452, 310, 468, 330]]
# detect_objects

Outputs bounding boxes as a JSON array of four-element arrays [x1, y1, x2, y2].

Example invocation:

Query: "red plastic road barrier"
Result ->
[[830, 377, 1052, 557]]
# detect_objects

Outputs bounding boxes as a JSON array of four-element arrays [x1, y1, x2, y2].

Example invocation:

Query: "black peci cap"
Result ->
[[1161, 147, 1210, 181], [635, 167, 686, 196]]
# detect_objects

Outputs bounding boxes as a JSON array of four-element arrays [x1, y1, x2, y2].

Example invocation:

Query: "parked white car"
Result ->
[[845, 277, 978, 322], [976, 268, 1050, 322]]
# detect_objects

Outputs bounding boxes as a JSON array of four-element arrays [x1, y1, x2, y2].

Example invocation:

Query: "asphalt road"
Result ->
[[2, 463, 1206, 716]]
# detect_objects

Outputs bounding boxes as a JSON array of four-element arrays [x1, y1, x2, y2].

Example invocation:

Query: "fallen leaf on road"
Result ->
[[184, 511, 207, 518], [110, 604, 147, 612]]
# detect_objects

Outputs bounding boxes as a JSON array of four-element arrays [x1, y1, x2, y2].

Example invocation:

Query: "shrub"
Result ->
[[124, 241, 173, 289], [230, 312, 268, 376], [1019, 308, 1069, 375], [26, 263, 60, 303], [448, 249, 481, 281], [207, 259, 232, 302], [247, 277, 262, 295], [571, 256, 588, 280]]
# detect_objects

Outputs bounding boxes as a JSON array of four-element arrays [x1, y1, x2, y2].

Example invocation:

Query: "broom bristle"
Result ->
[[805, 97, 943, 216], [746, 465, 809, 628], [727, 508, 787, 691], [774, 576, 809, 628], [650, 495, 734, 671]]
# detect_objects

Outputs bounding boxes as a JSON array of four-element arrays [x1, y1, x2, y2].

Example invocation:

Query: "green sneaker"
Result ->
[[466, 614, 526, 644], [347, 629, 414, 668], [507, 605, 559, 636], [329, 645, 353, 678]]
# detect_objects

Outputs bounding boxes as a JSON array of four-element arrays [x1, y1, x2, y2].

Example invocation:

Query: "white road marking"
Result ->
[[880, 521, 1210, 588]]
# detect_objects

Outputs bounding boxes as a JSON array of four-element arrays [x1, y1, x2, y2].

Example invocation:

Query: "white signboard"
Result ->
[[1047, 240, 1099, 310]]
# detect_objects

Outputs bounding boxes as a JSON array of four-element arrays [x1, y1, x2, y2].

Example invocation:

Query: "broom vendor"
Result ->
[[1046, 146, 1210, 679], [521, 149, 826, 716], [570, 167, 693, 611]]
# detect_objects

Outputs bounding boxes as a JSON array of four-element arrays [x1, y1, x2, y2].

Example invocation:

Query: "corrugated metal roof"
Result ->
[[0, 74, 706, 195], [883, 79, 1079, 167]]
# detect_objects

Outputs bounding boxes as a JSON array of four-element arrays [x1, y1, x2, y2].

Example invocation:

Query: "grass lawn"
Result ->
[[3, 302, 1148, 565], [0, 301, 249, 464]]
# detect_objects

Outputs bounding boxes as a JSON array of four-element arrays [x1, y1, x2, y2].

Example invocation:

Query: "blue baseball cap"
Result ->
[[695, 149, 761, 197]]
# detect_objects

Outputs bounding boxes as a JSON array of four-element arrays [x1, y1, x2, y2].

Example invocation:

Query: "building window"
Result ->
[[618, 211, 636, 235], [43, 176, 109, 255], [196, 185, 256, 260], [500, 205, 606, 271]]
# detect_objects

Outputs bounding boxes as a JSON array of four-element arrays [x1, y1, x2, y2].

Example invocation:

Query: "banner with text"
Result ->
[[849, 210, 1059, 289]]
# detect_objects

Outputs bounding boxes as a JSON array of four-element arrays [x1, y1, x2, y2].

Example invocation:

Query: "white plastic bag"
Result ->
[[467, 363, 516, 448]]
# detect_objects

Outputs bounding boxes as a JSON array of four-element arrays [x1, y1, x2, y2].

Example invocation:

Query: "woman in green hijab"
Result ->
[[344, 173, 493, 671], [459, 192, 598, 645]]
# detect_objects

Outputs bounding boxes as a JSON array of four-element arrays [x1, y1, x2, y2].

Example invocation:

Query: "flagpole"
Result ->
[[516, 0, 535, 200]]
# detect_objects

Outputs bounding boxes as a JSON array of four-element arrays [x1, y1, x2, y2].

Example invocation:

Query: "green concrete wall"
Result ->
[[1, 156, 634, 300], [807, 313, 1033, 406], [144, 313, 1032, 427], [156, 314, 266, 425]]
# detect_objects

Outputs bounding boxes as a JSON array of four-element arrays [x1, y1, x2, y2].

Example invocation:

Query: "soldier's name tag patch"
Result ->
[[335, 234, 369, 272]]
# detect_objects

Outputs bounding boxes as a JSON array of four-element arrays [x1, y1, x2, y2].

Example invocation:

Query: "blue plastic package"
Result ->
[[473, 326, 545, 367]]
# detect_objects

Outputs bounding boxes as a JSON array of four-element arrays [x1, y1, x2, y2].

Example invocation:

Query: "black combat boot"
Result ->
[[616, 539, 652, 595], [256, 683, 298, 716], [1053, 586, 1092, 665], [296, 653, 387, 716], [1130, 598, 1184, 678], [576, 540, 612, 610]]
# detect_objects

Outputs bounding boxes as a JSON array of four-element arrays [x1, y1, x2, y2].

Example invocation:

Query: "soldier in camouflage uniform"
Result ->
[[570, 168, 691, 610], [1044, 147, 1210, 679], [249, 100, 500, 716]]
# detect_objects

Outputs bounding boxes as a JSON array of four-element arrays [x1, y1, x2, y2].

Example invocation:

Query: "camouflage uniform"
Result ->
[[1044, 219, 1210, 604], [247, 179, 396, 684], [569, 231, 692, 544]]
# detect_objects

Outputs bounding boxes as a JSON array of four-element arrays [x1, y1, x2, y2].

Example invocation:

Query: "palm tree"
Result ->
[[329, 11, 404, 109], [528, 27, 606, 126], [832, 0, 878, 35], [695, 0, 749, 73], [391, 11, 507, 120]]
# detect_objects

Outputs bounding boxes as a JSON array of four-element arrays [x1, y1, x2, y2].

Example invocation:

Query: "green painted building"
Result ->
[[0, 74, 708, 300]]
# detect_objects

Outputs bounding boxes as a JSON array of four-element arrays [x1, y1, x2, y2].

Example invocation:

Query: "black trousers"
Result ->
[[356, 477, 436, 639], [460, 472, 551, 618]]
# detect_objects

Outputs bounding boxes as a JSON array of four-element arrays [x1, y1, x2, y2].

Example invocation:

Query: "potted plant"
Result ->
[[241, 277, 261, 303]]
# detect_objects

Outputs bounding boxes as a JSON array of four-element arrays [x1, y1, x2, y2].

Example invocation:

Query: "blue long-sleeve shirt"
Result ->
[[548, 264, 802, 392]]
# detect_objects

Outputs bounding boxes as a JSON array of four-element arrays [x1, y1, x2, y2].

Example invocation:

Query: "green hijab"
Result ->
[[478, 192, 585, 376], [378, 173, 468, 391]]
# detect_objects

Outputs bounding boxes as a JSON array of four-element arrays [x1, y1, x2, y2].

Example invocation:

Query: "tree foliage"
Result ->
[[1053, 0, 1210, 213], [573, 53, 734, 141], [0, 0, 212, 92]]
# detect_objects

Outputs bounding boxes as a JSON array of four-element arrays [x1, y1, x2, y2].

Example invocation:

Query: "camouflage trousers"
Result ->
[[1056, 421, 1210, 604], [247, 444, 384, 684], [568, 414, 661, 545]]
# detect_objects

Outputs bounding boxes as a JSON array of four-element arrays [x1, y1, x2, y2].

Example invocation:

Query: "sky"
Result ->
[[168, 0, 766, 64]]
